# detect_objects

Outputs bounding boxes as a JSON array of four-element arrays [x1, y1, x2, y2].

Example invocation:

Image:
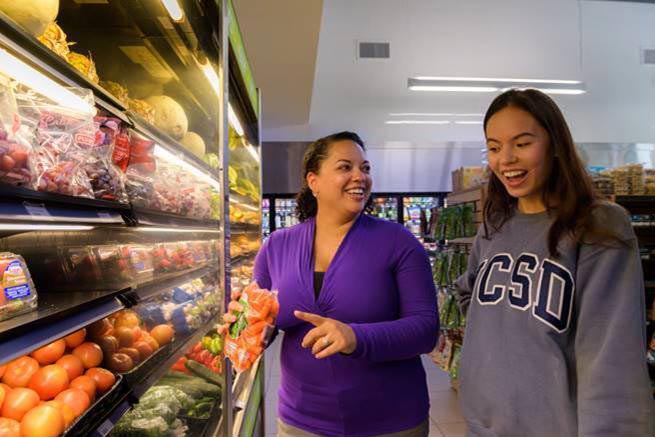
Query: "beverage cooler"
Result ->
[[402, 196, 446, 240], [0, 0, 264, 436]]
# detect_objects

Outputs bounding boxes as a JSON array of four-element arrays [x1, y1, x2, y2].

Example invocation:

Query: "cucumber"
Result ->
[[185, 359, 224, 386]]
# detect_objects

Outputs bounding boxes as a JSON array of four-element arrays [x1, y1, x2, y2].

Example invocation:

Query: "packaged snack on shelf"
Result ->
[[0, 252, 37, 321], [122, 245, 154, 283], [16, 87, 95, 198], [224, 282, 279, 373], [83, 116, 128, 202], [449, 346, 462, 381]]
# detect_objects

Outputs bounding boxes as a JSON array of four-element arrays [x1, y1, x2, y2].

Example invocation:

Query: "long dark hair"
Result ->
[[295, 131, 374, 222], [482, 89, 610, 257]]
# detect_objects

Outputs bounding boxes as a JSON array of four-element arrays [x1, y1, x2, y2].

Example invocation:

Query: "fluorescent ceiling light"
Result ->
[[228, 103, 245, 137], [0, 48, 95, 115], [385, 120, 450, 125], [455, 121, 483, 125], [413, 76, 581, 84], [137, 226, 221, 233], [154, 144, 220, 190], [389, 113, 455, 117], [0, 224, 93, 231], [409, 77, 586, 95], [409, 85, 500, 92], [161, 0, 184, 22]]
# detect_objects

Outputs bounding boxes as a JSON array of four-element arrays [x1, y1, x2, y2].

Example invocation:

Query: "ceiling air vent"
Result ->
[[643, 49, 655, 65], [358, 42, 390, 59]]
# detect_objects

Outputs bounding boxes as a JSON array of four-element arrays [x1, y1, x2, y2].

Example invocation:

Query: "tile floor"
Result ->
[[263, 335, 466, 436]]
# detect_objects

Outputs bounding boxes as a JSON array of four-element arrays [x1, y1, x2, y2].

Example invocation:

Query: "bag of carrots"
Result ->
[[224, 282, 278, 372]]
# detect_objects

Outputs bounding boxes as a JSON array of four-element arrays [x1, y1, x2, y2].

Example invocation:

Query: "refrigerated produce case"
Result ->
[[0, 0, 263, 435], [370, 196, 399, 222]]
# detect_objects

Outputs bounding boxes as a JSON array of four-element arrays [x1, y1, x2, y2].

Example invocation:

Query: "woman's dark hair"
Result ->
[[482, 89, 614, 257], [295, 131, 373, 222]]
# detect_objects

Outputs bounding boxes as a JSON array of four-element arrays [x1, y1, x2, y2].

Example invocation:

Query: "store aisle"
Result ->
[[263, 335, 466, 436]]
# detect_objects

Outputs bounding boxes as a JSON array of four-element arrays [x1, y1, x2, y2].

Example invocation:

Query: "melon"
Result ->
[[180, 131, 206, 158], [0, 0, 59, 37], [145, 95, 188, 141]]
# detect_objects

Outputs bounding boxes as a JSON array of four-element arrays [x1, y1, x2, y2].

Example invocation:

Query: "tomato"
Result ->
[[0, 365, 6, 379], [28, 365, 70, 400], [44, 400, 75, 429], [115, 327, 134, 348], [132, 327, 142, 342], [0, 384, 5, 410], [56, 355, 84, 380], [140, 333, 160, 351], [150, 325, 174, 346], [2, 357, 39, 388], [117, 348, 140, 364], [1, 388, 39, 421], [72, 343, 103, 369], [133, 341, 154, 361], [54, 389, 90, 418], [30, 339, 66, 365], [19, 404, 64, 437], [0, 417, 19, 437], [64, 329, 86, 349], [106, 353, 133, 373], [69, 376, 96, 402], [87, 319, 112, 341], [84, 368, 115, 394], [113, 310, 140, 329]]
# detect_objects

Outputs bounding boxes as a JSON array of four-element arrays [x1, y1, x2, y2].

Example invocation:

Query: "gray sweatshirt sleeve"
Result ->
[[574, 205, 655, 436], [454, 231, 482, 315]]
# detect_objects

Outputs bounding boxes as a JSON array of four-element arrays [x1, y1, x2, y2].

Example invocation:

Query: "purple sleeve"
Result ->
[[348, 229, 439, 362], [253, 236, 272, 290]]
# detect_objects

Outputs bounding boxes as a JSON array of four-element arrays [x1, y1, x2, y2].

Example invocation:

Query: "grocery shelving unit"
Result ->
[[0, 0, 263, 435]]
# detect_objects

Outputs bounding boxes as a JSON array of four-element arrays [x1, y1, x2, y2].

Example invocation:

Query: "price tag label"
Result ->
[[98, 211, 113, 220], [24, 203, 50, 218], [96, 420, 114, 436]]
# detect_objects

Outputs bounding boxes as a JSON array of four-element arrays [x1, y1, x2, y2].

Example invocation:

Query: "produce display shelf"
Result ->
[[125, 265, 218, 305], [131, 313, 220, 397], [446, 237, 475, 245], [0, 293, 124, 364], [65, 375, 127, 437], [232, 357, 262, 435], [128, 206, 221, 231], [0, 12, 128, 117], [231, 222, 261, 234]]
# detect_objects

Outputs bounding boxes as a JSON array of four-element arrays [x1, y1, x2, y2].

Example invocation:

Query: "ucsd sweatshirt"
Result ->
[[455, 202, 654, 437]]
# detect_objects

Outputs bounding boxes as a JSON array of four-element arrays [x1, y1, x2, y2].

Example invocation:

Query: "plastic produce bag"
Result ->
[[16, 87, 95, 198], [0, 252, 37, 322], [125, 129, 157, 209], [84, 116, 128, 202], [0, 75, 34, 188], [224, 282, 279, 373]]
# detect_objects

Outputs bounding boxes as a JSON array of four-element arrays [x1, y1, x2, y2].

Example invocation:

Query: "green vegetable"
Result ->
[[127, 417, 169, 437], [130, 403, 177, 424], [139, 385, 192, 412], [185, 359, 224, 386], [156, 373, 221, 399]]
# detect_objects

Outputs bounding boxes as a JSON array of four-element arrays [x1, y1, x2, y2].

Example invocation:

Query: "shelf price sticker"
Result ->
[[24, 202, 51, 219]]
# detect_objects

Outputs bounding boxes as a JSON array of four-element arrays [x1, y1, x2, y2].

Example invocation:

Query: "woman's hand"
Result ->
[[295, 311, 357, 359]]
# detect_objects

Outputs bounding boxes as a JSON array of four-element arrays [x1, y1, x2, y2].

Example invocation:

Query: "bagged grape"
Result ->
[[0, 75, 34, 188], [16, 87, 95, 198], [84, 116, 128, 202]]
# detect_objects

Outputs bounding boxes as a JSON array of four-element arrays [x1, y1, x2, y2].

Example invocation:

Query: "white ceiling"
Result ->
[[259, 0, 655, 150]]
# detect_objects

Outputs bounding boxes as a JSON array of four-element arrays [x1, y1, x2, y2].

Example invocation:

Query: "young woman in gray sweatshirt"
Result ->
[[455, 89, 654, 436]]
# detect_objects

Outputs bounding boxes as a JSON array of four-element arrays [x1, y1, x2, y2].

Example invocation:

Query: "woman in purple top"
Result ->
[[253, 132, 439, 436]]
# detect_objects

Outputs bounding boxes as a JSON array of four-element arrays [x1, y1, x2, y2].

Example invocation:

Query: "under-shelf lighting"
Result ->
[[200, 60, 221, 96], [154, 144, 221, 190], [228, 103, 245, 137], [0, 48, 95, 115], [233, 202, 259, 212], [161, 0, 184, 22], [137, 226, 221, 234], [0, 224, 94, 231], [245, 143, 260, 163], [408, 77, 586, 95]]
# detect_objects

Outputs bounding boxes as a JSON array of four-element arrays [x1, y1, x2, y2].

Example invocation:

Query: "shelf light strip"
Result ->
[[0, 48, 95, 115], [154, 145, 220, 190], [0, 224, 94, 231], [161, 0, 184, 22], [228, 103, 245, 137], [137, 226, 221, 233]]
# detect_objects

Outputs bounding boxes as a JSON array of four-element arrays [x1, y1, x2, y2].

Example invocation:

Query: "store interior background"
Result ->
[[232, 0, 655, 435]]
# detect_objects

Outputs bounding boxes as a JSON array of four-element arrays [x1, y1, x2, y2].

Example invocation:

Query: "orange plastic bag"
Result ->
[[224, 282, 278, 372]]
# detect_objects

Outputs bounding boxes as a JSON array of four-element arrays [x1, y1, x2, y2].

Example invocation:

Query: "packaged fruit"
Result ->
[[224, 282, 278, 373], [16, 87, 95, 198], [83, 116, 128, 202], [93, 245, 134, 287], [0, 252, 37, 322], [122, 245, 154, 283]]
